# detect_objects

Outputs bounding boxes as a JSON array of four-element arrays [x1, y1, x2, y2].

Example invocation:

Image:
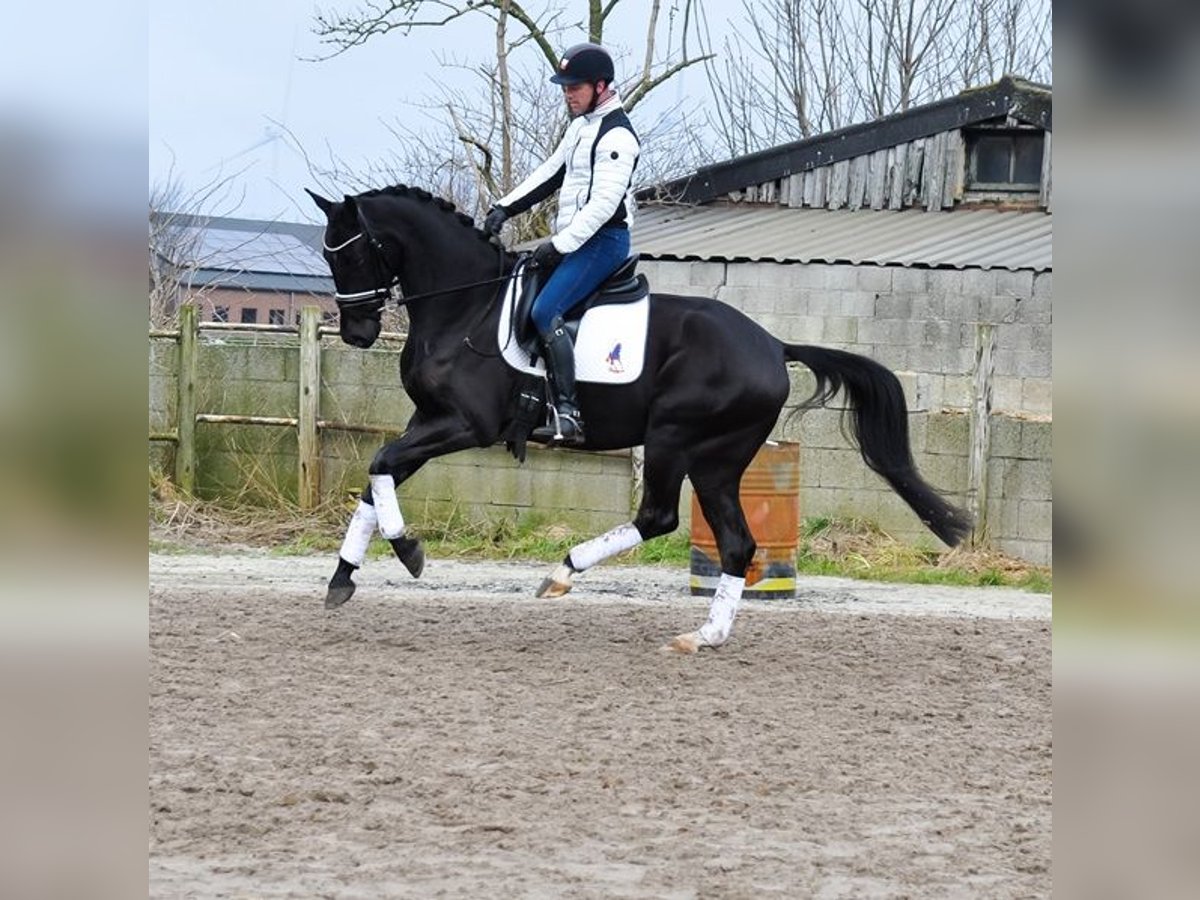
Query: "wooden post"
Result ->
[[966, 323, 995, 546], [174, 304, 198, 495], [298, 306, 321, 509]]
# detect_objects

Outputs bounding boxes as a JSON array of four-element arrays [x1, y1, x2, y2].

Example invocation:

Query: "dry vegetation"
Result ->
[[797, 517, 1051, 591], [150, 472, 1050, 593]]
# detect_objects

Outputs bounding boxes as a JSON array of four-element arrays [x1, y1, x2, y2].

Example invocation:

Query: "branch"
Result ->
[[623, 54, 715, 111], [494, 0, 560, 69], [642, 0, 661, 86], [457, 133, 498, 197], [310, 2, 475, 59], [310, 0, 558, 69]]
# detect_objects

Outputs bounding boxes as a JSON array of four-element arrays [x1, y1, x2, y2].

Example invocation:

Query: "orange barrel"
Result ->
[[690, 440, 800, 599]]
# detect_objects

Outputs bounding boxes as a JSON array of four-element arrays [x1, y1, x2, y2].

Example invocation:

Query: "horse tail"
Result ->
[[783, 343, 973, 547]]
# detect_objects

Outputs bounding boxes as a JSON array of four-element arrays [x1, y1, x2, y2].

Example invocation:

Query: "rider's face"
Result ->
[[563, 81, 599, 117]]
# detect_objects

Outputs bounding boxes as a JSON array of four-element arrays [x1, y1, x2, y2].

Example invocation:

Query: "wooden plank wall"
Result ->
[[729, 127, 1051, 212]]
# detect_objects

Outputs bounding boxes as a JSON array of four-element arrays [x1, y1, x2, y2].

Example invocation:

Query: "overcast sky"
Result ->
[[149, 1, 717, 224]]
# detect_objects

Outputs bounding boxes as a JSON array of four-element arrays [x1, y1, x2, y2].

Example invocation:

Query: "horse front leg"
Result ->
[[325, 414, 481, 608]]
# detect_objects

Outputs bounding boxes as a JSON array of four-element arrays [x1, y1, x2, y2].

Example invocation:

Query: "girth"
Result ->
[[514, 255, 648, 354]]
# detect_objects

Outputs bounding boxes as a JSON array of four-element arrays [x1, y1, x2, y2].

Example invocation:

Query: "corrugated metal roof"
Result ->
[[633, 204, 1052, 272]]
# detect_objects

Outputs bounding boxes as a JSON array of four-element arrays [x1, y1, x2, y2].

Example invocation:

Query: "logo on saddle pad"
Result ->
[[498, 274, 649, 385], [606, 343, 624, 373]]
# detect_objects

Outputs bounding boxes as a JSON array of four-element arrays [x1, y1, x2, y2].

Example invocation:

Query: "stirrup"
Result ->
[[534, 406, 585, 445]]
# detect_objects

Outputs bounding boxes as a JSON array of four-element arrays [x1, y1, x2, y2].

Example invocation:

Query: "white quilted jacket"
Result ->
[[497, 92, 640, 254]]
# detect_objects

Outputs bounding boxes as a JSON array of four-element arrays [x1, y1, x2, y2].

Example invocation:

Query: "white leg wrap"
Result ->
[[567, 523, 644, 572], [369, 474, 405, 539], [338, 500, 377, 567], [698, 574, 745, 647]]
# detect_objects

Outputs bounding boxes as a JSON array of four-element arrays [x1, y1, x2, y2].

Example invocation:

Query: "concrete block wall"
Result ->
[[192, 336, 303, 502], [404, 446, 634, 535], [985, 417, 1053, 566], [149, 339, 177, 475], [317, 341, 415, 503], [640, 258, 1052, 564], [639, 260, 1052, 417]]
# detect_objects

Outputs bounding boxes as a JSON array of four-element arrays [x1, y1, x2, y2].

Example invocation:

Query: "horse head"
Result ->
[[306, 188, 395, 349], [308, 186, 511, 351]]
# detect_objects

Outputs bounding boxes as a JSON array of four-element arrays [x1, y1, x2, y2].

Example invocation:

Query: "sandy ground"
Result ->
[[149, 551, 1051, 899]]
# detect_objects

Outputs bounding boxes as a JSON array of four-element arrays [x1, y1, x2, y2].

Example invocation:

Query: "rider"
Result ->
[[482, 42, 640, 447]]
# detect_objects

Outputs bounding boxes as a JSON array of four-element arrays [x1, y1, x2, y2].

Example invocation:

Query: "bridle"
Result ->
[[322, 208, 402, 311], [324, 208, 512, 313]]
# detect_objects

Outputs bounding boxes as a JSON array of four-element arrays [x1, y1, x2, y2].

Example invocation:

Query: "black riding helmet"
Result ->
[[549, 43, 615, 86]]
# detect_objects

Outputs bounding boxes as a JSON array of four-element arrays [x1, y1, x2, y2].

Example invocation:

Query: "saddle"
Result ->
[[501, 254, 649, 463], [513, 255, 648, 356]]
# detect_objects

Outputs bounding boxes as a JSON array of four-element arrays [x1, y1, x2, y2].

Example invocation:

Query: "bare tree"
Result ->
[[149, 164, 247, 327], [698, 0, 827, 157], [698, 0, 1051, 158], [846, 0, 964, 117], [939, 0, 1052, 90], [310, 0, 714, 232]]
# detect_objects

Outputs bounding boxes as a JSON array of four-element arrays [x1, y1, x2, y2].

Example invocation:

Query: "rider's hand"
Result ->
[[532, 240, 563, 270], [483, 207, 508, 237]]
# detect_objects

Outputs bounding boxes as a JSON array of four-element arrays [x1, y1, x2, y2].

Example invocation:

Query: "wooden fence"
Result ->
[[149, 304, 406, 508]]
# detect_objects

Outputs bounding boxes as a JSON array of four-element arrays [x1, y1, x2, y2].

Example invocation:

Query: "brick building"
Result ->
[[151, 213, 335, 325]]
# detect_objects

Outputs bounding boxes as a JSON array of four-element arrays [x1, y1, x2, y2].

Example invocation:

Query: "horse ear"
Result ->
[[305, 188, 335, 215]]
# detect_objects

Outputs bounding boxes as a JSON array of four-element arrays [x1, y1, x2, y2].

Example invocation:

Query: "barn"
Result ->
[[634, 76, 1052, 564]]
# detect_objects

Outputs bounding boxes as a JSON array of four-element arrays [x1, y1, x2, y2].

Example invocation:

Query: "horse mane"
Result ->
[[356, 184, 504, 252]]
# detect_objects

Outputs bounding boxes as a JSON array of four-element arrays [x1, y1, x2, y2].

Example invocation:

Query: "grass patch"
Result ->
[[150, 477, 1049, 592], [797, 517, 1051, 593]]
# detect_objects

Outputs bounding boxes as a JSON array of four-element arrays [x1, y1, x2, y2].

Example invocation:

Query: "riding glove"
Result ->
[[483, 206, 508, 237], [532, 240, 563, 270]]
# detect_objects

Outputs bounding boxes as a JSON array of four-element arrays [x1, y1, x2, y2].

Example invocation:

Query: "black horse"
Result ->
[[307, 185, 971, 653]]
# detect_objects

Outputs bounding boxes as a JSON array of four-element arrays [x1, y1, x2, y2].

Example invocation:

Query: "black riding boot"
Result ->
[[532, 322, 586, 446]]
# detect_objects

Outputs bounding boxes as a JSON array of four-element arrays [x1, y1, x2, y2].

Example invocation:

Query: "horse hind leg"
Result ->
[[666, 475, 756, 655], [535, 522, 645, 598], [535, 447, 687, 598]]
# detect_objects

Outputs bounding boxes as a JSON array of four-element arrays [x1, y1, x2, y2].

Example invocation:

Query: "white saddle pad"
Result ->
[[497, 268, 649, 385]]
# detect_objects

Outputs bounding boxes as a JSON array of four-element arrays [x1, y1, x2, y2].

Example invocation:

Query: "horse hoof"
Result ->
[[662, 631, 703, 655], [534, 562, 574, 598], [390, 536, 425, 578], [325, 581, 357, 609], [535, 577, 571, 599], [402, 544, 425, 578]]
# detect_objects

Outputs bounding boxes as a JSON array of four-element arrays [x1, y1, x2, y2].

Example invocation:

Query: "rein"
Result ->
[[333, 269, 514, 311], [326, 223, 511, 312], [325, 202, 517, 358]]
